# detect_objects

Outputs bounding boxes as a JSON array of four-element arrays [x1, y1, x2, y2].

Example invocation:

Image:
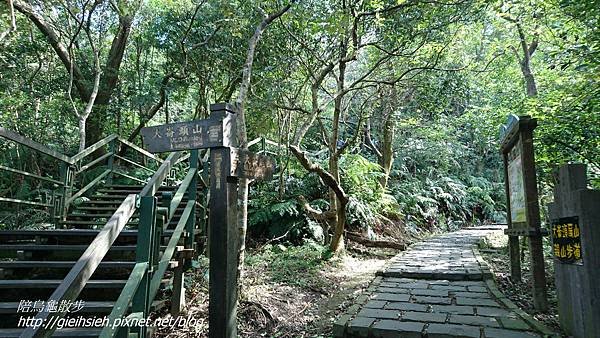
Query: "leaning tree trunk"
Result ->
[[289, 145, 349, 253]]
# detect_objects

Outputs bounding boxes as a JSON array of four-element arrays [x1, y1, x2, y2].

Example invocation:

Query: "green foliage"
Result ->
[[2, 0, 599, 243], [244, 241, 329, 288]]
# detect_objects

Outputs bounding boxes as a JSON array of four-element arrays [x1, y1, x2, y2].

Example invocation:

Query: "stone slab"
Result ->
[[448, 314, 500, 327], [484, 327, 540, 338], [371, 293, 411, 302], [456, 297, 500, 307], [498, 317, 531, 330], [384, 302, 428, 312], [371, 320, 424, 338], [431, 305, 475, 315], [426, 323, 481, 338], [402, 311, 447, 323], [413, 296, 452, 305], [347, 317, 375, 336], [357, 308, 400, 320]]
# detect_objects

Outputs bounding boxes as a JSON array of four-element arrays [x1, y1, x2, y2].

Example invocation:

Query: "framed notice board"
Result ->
[[507, 139, 526, 224]]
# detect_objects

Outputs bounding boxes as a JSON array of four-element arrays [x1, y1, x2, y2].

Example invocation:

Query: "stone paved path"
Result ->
[[333, 226, 553, 338]]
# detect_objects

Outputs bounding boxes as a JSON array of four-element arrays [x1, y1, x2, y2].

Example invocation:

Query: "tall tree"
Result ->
[[12, 0, 141, 147]]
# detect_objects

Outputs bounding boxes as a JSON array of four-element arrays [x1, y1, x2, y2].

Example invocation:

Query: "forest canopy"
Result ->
[[0, 0, 598, 249]]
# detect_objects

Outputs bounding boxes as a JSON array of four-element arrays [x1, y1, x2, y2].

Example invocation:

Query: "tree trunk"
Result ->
[[327, 53, 347, 253], [522, 62, 538, 97], [380, 113, 394, 188], [78, 117, 87, 152], [234, 4, 293, 297], [289, 145, 349, 252]]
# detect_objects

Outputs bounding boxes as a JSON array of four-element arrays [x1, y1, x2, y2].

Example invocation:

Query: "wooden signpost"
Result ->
[[141, 103, 274, 338], [548, 164, 600, 338], [499, 114, 548, 312]]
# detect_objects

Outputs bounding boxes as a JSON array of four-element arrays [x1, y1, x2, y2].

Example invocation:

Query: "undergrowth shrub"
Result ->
[[245, 241, 329, 288]]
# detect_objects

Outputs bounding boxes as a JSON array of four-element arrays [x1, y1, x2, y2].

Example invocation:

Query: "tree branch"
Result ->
[[13, 0, 89, 99], [289, 145, 349, 205]]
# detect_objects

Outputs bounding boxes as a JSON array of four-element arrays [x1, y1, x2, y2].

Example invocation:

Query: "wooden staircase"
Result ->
[[0, 183, 200, 337], [0, 129, 205, 337]]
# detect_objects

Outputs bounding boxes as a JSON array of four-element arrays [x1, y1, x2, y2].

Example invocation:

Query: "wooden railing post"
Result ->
[[200, 156, 210, 249], [185, 149, 199, 269], [107, 138, 117, 185], [59, 163, 74, 227], [131, 196, 156, 338]]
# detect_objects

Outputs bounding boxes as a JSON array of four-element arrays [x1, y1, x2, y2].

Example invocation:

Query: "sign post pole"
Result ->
[[208, 146, 239, 338], [499, 115, 548, 312], [141, 103, 274, 337]]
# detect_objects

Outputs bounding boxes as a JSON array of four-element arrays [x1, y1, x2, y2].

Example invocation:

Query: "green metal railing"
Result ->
[[0, 128, 164, 226], [100, 149, 199, 338], [21, 149, 201, 338], [0, 128, 203, 337]]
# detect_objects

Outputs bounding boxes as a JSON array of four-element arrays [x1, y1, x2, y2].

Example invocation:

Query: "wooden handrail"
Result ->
[[113, 171, 146, 184], [99, 262, 148, 338], [0, 196, 52, 207], [0, 127, 71, 163], [70, 134, 117, 164], [139, 152, 182, 197], [118, 137, 163, 163], [0, 164, 63, 185], [149, 200, 194, 301], [247, 137, 262, 147], [22, 194, 139, 338], [65, 169, 111, 206], [75, 152, 113, 174], [168, 168, 197, 220], [113, 154, 154, 173], [247, 136, 285, 149]]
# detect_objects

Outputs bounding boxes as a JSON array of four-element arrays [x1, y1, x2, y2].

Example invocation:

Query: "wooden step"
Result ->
[[0, 328, 102, 337], [80, 200, 135, 205], [0, 279, 128, 289], [92, 193, 189, 199], [0, 261, 135, 269], [68, 209, 186, 219], [0, 244, 138, 251], [0, 299, 165, 314], [105, 184, 178, 189], [0, 244, 169, 251], [0, 229, 199, 241], [59, 220, 139, 226], [73, 204, 189, 212]]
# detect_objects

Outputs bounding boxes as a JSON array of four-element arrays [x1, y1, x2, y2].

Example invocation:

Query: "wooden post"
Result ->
[[519, 123, 547, 311], [201, 157, 210, 249], [548, 164, 600, 338], [185, 149, 198, 269], [209, 147, 239, 338], [499, 115, 547, 312], [107, 138, 116, 185], [171, 254, 186, 316], [59, 163, 73, 227], [503, 152, 521, 281], [132, 196, 156, 338]]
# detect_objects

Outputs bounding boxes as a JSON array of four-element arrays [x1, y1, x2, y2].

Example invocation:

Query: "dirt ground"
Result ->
[[155, 243, 395, 337], [479, 234, 564, 335]]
